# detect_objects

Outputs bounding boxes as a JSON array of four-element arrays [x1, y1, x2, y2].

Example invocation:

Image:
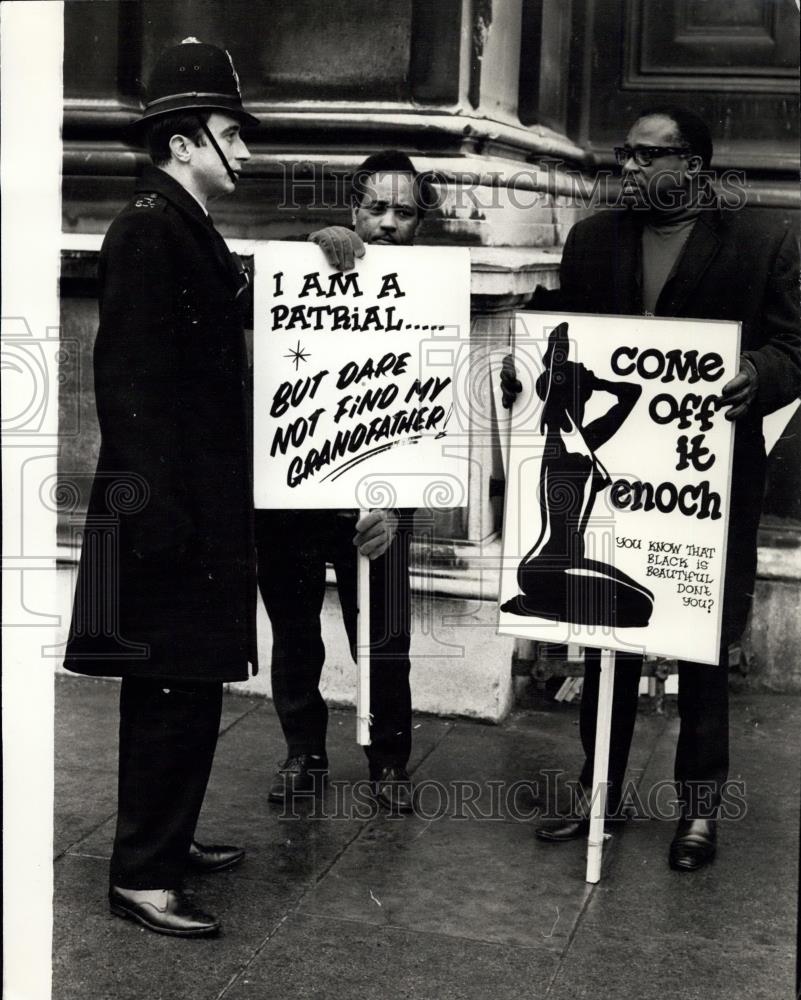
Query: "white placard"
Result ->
[[498, 311, 740, 665], [254, 242, 471, 509]]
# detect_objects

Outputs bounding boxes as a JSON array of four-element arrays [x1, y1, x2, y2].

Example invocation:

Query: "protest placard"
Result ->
[[253, 242, 471, 510], [498, 311, 740, 665]]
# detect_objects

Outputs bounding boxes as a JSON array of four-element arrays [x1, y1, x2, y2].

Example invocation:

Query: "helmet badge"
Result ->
[[225, 49, 242, 97]]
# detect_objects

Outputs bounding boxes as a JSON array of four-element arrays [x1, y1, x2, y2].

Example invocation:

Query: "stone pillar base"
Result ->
[[741, 531, 801, 691]]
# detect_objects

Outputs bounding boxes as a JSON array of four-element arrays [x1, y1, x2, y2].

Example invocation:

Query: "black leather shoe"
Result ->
[[268, 754, 328, 803], [187, 840, 245, 873], [372, 766, 415, 813], [669, 818, 717, 872], [535, 816, 590, 842], [109, 886, 220, 938], [535, 807, 623, 842]]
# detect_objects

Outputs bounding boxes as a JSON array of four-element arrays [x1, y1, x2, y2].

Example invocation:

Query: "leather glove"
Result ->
[[353, 509, 399, 560], [719, 355, 759, 420], [309, 226, 366, 271], [500, 353, 523, 410]]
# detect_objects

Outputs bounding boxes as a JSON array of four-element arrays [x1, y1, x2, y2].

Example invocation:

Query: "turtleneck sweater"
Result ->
[[641, 204, 702, 314]]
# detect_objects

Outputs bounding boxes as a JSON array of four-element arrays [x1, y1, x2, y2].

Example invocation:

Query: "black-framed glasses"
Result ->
[[613, 145, 691, 167]]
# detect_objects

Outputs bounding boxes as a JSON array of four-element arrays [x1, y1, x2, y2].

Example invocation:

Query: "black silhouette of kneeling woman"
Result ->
[[502, 322, 654, 627]]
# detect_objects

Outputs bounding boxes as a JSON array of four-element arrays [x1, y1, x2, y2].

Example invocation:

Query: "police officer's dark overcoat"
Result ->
[[65, 165, 258, 681]]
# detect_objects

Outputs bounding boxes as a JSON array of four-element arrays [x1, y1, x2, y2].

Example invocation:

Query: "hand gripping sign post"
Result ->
[[498, 312, 739, 882], [254, 242, 470, 744]]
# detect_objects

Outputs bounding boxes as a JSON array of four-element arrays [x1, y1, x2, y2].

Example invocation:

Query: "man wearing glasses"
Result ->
[[502, 106, 800, 872], [259, 152, 433, 814]]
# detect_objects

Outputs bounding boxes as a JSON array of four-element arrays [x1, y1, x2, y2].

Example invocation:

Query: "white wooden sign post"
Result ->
[[586, 649, 615, 883], [498, 311, 740, 882], [253, 241, 471, 746], [356, 508, 371, 745]]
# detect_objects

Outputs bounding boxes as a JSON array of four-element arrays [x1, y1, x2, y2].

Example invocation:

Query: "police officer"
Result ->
[[65, 39, 259, 937]]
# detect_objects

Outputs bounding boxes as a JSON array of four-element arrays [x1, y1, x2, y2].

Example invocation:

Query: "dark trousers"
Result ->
[[256, 509, 412, 776], [109, 677, 222, 889], [578, 645, 729, 818]]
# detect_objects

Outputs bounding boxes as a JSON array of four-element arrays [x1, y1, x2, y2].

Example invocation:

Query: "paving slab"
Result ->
[[547, 928, 793, 1000], [549, 693, 799, 999], [193, 700, 294, 779], [413, 700, 668, 823], [54, 675, 121, 771], [298, 811, 592, 953], [727, 694, 801, 824], [51, 676, 800, 1000], [55, 674, 259, 771], [569, 810, 796, 953], [53, 853, 295, 1000], [211, 697, 454, 783], [64, 746, 370, 885], [54, 765, 118, 858], [221, 912, 562, 1000]]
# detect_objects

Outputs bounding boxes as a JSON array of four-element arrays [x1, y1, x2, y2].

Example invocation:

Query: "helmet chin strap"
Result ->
[[197, 116, 238, 184]]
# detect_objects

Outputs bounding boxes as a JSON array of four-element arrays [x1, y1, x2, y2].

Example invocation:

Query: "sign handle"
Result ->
[[356, 507, 371, 745], [585, 647, 616, 883]]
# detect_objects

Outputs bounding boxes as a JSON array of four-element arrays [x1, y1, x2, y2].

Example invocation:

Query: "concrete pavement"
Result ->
[[53, 675, 798, 999]]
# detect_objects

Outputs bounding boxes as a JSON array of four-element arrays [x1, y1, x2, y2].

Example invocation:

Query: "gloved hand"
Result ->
[[719, 355, 759, 420], [309, 226, 366, 271], [500, 353, 523, 410], [353, 509, 399, 560]]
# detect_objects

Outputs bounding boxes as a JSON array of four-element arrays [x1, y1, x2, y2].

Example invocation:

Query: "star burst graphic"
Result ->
[[284, 341, 311, 370]]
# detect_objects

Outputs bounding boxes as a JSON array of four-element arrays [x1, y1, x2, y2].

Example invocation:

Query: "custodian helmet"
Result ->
[[137, 37, 259, 128]]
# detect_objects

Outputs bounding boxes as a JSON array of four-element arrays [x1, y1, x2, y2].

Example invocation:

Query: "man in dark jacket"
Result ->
[[502, 106, 800, 871], [64, 39, 259, 936], [257, 151, 432, 813]]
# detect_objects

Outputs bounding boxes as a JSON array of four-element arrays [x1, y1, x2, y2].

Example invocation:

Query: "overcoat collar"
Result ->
[[136, 165, 213, 230], [610, 202, 725, 316], [136, 165, 243, 292], [654, 206, 723, 316]]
